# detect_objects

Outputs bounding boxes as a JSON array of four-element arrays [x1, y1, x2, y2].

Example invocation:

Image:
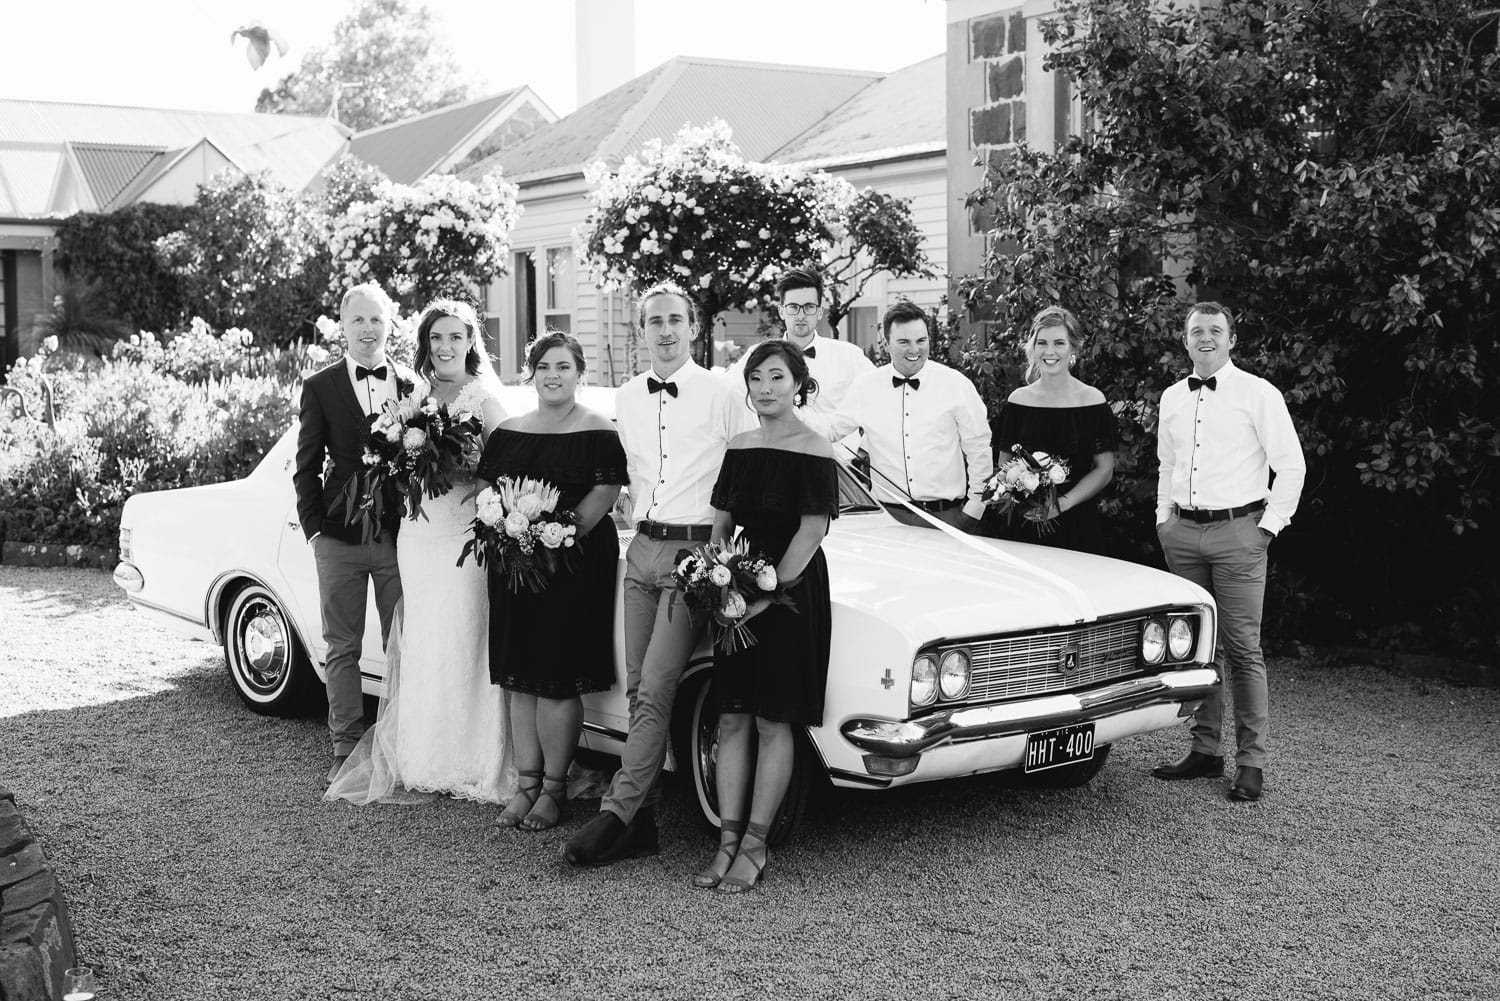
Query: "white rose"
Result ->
[[384, 425, 402, 443], [1019, 470, 1042, 493], [1047, 463, 1068, 485], [503, 511, 530, 538], [421, 397, 439, 415], [709, 565, 732, 587], [402, 427, 428, 451], [755, 567, 777, 591], [720, 590, 747, 620], [537, 521, 568, 549]]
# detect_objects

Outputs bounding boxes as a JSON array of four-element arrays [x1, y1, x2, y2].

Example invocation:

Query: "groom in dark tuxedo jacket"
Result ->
[[294, 282, 415, 783]]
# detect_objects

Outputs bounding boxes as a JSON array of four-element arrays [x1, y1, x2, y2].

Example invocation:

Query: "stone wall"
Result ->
[[0, 786, 77, 1001]]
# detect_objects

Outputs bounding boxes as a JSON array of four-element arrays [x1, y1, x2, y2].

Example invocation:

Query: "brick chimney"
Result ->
[[576, 0, 636, 107]]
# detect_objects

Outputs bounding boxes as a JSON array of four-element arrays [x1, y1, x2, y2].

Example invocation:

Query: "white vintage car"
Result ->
[[113, 385, 1218, 839]]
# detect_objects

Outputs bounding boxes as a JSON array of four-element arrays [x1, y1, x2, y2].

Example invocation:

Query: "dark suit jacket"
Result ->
[[294, 360, 416, 544]]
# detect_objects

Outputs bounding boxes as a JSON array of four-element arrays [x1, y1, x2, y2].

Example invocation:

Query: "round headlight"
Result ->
[[1168, 617, 1194, 660], [1141, 620, 1167, 665], [911, 655, 938, 707], [938, 649, 970, 700]]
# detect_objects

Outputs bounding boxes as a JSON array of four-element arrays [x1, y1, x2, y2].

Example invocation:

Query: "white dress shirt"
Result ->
[[1155, 360, 1306, 534], [343, 354, 398, 418], [617, 360, 757, 525], [846, 359, 994, 520], [723, 332, 874, 440]]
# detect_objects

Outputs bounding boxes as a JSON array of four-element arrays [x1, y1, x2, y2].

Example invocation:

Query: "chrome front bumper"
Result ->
[[841, 667, 1219, 757]]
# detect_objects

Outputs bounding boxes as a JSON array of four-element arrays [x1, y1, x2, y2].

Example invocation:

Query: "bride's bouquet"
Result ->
[[670, 537, 797, 654], [459, 477, 580, 592], [340, 396, 485, 541], [982, 443, 1070, 535]]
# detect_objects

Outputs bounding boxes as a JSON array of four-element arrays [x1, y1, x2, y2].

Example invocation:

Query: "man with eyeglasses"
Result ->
[[723, 266, 872, 440]]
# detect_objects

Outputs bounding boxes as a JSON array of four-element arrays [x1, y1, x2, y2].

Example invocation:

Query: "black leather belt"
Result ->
[[1175, 500, 1266, 523], [909, 498, 965, 513], [635, 520, 713, 542]]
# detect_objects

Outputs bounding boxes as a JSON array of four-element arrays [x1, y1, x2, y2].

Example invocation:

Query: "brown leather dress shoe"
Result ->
[[1229, 765, 1263, 801], [1151, 750, 1225, 780]]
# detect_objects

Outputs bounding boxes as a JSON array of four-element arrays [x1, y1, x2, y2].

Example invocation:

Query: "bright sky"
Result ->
[[7, 0, 947, 117]]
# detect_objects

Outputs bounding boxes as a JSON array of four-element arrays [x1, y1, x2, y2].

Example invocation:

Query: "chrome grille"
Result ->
[[957, 615, 1147, 703]]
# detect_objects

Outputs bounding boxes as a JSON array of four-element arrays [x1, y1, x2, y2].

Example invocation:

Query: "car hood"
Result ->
[[824, 516, 1210, 644]]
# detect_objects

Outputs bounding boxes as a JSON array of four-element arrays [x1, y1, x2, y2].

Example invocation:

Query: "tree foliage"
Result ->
[[254, 0, 473, 131], [53, 203, 199, 332], [579, 121, 932, 366], [958, 0, 1499, 654]]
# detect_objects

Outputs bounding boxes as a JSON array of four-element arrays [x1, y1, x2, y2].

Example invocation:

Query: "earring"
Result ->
[[1068, 357, 1076, 368]]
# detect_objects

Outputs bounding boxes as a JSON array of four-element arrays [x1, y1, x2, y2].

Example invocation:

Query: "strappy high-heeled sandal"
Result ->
[[496, 769, 542, 828], [691, 818, 746, 890], [519, 773, 569, 831], [716, 821, 770, 894]]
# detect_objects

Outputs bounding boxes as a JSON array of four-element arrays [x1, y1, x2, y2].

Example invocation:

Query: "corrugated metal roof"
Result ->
[[350, 89, 520, 184], [771, 56, 946, 164], [461, 65, 671, 183], [0, 98, 349, 192], [69, 142, 166, 209], [463, 57, 882, 184]]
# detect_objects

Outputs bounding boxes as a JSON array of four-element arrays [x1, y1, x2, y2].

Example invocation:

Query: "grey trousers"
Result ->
[[312, 534, 402, 756], [1157, 513, 1271, 768], [601, 534, 706, 824]]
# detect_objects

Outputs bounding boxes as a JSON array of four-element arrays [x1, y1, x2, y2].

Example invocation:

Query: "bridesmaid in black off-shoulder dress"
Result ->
[[990, 306, 1117, 555], [477, 333, 627, 833], [694, 340, 837, 896]]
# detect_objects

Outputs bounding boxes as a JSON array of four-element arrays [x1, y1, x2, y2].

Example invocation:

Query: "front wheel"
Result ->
[[222, 583, 322, 716], [671, 671, 820, 848]]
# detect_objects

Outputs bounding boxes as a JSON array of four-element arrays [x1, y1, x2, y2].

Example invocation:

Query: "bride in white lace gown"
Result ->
[[326, 301, 516, 806]]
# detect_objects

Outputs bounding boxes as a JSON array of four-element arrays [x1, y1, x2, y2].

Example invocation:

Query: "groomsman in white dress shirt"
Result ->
[[845, 300, 993, 531], [722, 266, 873, 440], [564, 281, 755, 867], [1151, 301, 1305, 803]]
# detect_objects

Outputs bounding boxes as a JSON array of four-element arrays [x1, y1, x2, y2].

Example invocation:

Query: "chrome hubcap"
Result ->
[[239, 600, 288, 692]]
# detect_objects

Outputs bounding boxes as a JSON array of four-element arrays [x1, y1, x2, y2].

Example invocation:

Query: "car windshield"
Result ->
[[836, 464, 883, 515]]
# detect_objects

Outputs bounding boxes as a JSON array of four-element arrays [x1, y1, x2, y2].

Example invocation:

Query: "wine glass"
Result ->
[[63, 966, 97, 1001]]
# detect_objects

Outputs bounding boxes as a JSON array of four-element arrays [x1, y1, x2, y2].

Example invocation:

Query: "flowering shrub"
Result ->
[[310, 313, 417, 370], [1, 359, 294, 549], [328, 172, 520, 312], [154, 172, 329, 345], [578, 120, 932, 362]]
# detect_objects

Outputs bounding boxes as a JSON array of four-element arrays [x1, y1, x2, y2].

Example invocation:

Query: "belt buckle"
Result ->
[[649, 522, 667, 540]]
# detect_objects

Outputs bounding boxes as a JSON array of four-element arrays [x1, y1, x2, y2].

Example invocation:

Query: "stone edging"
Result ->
[[0, 541, 117, 570], [0, 786, 77, 1001]]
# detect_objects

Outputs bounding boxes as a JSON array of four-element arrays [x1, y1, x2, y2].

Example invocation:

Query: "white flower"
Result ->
[[716, 548, 735, 565], [709, 565, 732, 587], [42, 335, 59, 353], [384, 425, 402, 443], [721, 590, 747, 619], [402, 427, 428, 451], [681, 249, 694, 260], [1018, 469, 1041, 493], [421, 397, 440, 415], [307, 345, 330, 365], [537, 521, 569, 549], [677, 556, 697, 576], [362, 450, 379, 466], [1047, 463, 1069, 485], [453, 409, 473, 425], [758, 228, 771, 239], [755, 567, 777, 591], [475, 488, 506, 526], [512, 492, 544, 520], [504, 511, 530, 538]]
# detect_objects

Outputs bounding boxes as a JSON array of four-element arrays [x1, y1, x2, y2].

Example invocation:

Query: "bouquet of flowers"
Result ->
[[459, 477, 580, 592], [982, 443, 1071, 535], [339, 395, 484, 542], [670, 537, 797, 654]]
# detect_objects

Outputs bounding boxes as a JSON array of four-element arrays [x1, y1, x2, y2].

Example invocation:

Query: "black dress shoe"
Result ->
[[1151, 750, 1225, 780], [1229, 766, 1263, 801], [563, 808, 659, 868]]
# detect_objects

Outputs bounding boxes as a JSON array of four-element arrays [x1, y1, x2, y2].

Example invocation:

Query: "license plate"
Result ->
[[1023, 722, 1096, 773]]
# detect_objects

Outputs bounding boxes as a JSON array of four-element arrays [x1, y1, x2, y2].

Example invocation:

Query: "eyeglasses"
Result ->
[[779, 303, 821, 317]]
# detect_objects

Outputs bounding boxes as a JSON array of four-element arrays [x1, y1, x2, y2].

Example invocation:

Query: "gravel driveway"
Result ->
[[2, 566, 1497, 1000]]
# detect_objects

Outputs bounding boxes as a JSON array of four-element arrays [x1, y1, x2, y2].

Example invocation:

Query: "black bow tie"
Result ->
[[355, 364, 388, 382], [892, 375, 920, 390], [801, 344, 816, 358], [1188, 375, 1217, 392], [647, 377, 679, 398]]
